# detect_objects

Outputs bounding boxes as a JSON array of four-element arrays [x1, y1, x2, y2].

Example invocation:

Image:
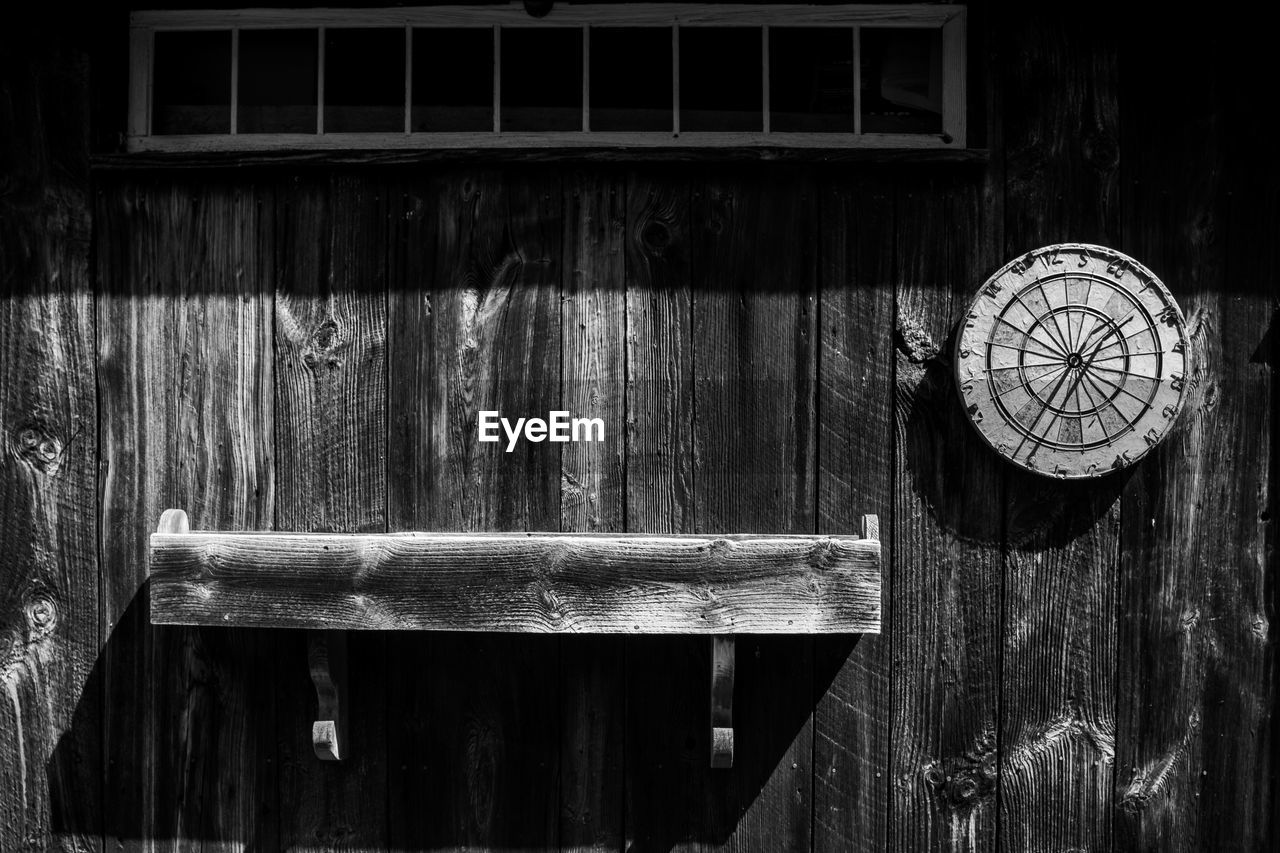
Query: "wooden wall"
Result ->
[[1, 4, 1275, 852]]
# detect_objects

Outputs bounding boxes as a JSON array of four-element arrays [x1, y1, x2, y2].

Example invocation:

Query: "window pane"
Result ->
[[501, 28, 582, 132], [770, 28, 853, 133], [325, 28, 405, 132], [412, 28, 492, 132], [239, 29, 318, 133], [590, 28, 671, 132], [680, 28, 761, 132], [861, 28, 943, 134], [152, 31, 231, 135]]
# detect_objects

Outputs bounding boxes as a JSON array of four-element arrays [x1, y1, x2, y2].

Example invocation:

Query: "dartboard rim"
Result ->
[[953, 243, 1191, 479]]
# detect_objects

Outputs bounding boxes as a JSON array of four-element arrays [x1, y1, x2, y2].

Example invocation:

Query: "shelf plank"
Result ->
[[149, 526, 881, 634]]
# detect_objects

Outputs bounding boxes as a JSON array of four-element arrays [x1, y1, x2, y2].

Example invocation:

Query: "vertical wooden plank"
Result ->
[[274, 173, 388, 850], [0, 31, 98, 848], [813, 173, 895, 853], [624, 174, 694, 537], [622, 171, 696, 850], [1115, 16, 1273, 851], [385, 173, 433, 853], [701, 169, 818, 848], [891, 174, 1001, 853], [560, 172, 626, 851], [1215, 34, 1278, 844], [98, 178, 277, 851], [997, 9, 1121, 853], [387, 169, 562, 851]]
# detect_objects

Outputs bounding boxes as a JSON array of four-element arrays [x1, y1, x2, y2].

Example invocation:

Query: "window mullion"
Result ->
[[493, 25, 501, 133], [761, 25, 770, 134], [582, 26, 590, 133], [672, 24, 680, 137], [230, 28, 239, 134], [404, 25, 412, 135], [317, 27, 325, 134], [852, 25, 862, 135]]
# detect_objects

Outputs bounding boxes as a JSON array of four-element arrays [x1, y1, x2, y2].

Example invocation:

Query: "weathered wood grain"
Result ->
[[997, 9, 1121, 852], [620, 172, 701, 851], [131, 5, 964, 31], [1214, 58, 1278, 846], [149, 530, 880, 633], [890, 175, 1002, 853], [560, 171, 627, 850], [95, 147, 992, 171], [624, 173, 695, 537], [691, 170, 819, 849], [386, 170, 563, 851], [0, 30, 98, 849], [97, 178, 276, 851], [273, 174, 389, 851], [1115, 18, 1274, 851], [813, 173, 895, 853]]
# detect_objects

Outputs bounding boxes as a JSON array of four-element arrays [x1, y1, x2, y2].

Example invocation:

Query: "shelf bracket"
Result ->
[[308, 630, 348, 761], [711, 635, 734, 768]]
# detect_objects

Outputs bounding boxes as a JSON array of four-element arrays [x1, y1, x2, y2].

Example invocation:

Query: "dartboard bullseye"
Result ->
[[954, 243, 1190, 478]]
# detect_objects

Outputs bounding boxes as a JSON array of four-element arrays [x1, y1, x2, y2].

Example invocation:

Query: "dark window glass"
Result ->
[[324, 28, 404, 132], [152, 30, 231, 134], [590, 28, 671, 132], [770, 28, 853, 132], [861, 28, 943, 134], [680, 28, 761, 132], [239, 29, 318, 133], [412, 28, 493, 132], [501, 28, 582, 132]]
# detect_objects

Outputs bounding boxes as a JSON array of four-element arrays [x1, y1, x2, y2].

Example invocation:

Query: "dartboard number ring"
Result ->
[[954, 243, 1190, 479]]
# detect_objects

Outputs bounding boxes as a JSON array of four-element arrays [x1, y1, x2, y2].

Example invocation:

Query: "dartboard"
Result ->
[[954, 244, 1190, 479]]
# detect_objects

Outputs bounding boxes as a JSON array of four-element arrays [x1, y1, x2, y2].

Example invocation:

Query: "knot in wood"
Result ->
[[923, 763, 946, 789], [538, 585, 565, 621], [894, 315, 939, 364], [14, 422, 63, 473], [1081, 129, 1119, 171], [312, 826, 352, 844], [809, 538, 836, 569], [303, 318, 344, 369], [707, 538, 732, 560], [945, 772, 980, 806], [642, 221, 671, 252], [26, 594, 57, 636]]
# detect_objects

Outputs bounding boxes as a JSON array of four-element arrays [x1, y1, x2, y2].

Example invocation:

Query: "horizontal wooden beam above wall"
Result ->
[[92, 147, 991, 169], [130, 4, 965, 29], [148, 510, 881, 633]]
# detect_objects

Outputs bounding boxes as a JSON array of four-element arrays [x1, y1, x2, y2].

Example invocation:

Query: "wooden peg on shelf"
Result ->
[[308, 630, 348, 761], [156, 507, 190, 535], [710, 636, 735, 769]]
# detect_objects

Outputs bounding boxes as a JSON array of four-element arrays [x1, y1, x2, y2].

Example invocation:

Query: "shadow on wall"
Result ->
[[50, 584, 857, 850], [897, 320, 1131, 549]]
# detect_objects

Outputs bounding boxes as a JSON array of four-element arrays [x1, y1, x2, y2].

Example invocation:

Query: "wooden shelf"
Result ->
[[148, 510, 881, 634], [147, 508, 880, 766]]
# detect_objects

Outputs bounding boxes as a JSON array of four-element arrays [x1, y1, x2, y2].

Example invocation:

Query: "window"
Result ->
[[128, 5, 966, 151]]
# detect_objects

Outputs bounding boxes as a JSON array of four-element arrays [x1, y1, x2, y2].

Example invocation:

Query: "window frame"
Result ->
[[128, 4, 968, 152]]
